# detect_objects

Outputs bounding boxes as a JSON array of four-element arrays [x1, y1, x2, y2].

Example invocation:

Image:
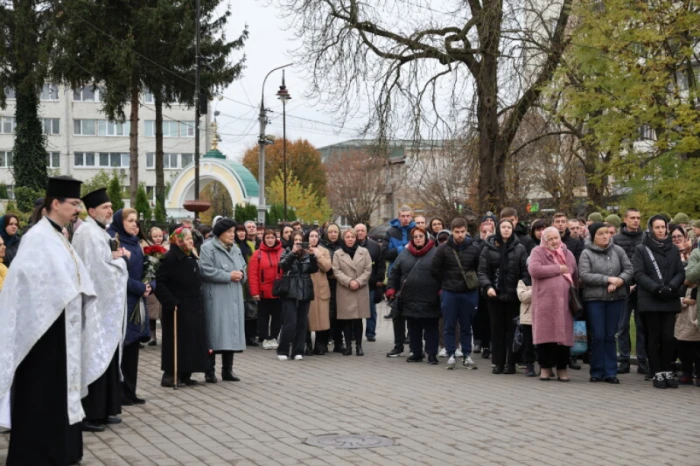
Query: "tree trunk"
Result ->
[[155, 92, 164, 212], [129, 70, 139, 206]]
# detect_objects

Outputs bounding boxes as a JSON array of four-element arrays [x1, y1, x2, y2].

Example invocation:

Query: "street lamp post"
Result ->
[[276, 71, 291, 222], [257, 63, 292, 226]]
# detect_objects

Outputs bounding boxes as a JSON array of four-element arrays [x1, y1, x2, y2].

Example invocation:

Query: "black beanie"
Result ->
[[588, 221, 606, 239], [212, 218, 236, 237]]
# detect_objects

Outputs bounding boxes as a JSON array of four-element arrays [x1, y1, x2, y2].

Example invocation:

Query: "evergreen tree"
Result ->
[[135, 183, 152, 222], [107, 173, 124, 211], [234, 203, 258, 224]]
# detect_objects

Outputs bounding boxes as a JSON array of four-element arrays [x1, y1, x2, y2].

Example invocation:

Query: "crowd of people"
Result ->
[[0, 175, 699, 465]]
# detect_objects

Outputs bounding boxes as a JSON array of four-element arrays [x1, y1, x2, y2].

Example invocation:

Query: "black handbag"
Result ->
[[568, 285, 584, 318], [272, 266, 291, 297], [244, 299, 258, 320]]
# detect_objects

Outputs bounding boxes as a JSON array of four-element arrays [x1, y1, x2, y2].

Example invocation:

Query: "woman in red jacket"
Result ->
[[249, 229, 283, 350]]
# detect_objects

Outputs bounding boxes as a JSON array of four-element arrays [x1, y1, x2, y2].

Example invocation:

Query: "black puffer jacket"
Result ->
[[359, 237, 386, 289], [279, 248, 319, 301], [632, 235, 684, 313], [613, 225, 644, 260], [515, 223, 535, 254], [477, 235, 528, 302], [561, 228, 583, 263], [430, 236, 481, 292], [388, 241, 440, 319]]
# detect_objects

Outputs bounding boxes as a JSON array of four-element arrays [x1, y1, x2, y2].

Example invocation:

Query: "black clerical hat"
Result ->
[[81, 188, 110, 209], [46, 176, 82, 199]]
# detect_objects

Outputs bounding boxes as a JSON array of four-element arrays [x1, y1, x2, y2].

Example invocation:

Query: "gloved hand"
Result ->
[[659, 286, 676, 299], [385, 288, 396, 300]]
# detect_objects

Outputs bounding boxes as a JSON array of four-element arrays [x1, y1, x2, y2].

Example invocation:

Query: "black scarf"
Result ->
[[342, 242, 359, 259]]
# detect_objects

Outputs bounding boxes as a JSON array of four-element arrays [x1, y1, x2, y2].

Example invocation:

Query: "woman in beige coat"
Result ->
[[332, 228, 372, 356], [306, 228, 332, 355]]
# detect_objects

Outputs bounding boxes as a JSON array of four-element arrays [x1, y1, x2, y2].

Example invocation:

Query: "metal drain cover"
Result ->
[[305, 434, 393, 449]]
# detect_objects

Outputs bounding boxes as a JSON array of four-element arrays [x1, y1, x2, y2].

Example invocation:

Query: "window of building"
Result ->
[[144, 90, 154, 104], [3, 88, 15, 100], [74, 152, 96, 167], [43, 118, 60, 135], [0, 151, 13, 167], [40, 83, 59, 101], [74, 119, 96, 136], [98, 120, 130, 137], [0, 117, 15, 135], [73, 86, 101, 102], [181, 153, 193, 167], [180, 121, 195, 137], [145, 152, 186, 169], [48, 152, 60, 168], [145, 120, 194, 137]]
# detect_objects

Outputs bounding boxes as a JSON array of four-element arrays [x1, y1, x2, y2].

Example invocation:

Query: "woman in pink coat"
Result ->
[[528, 226, 577, 382]]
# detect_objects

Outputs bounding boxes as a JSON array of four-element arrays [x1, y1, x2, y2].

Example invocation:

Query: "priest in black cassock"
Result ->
[[72, 188, 129, 432], [0, 177, 107, 466]]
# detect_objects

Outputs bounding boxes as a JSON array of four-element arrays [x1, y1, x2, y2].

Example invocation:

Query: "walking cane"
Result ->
[[173, 305, 178, 390]]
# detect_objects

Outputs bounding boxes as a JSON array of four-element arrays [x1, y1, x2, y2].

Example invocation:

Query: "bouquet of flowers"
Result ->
[[130, 244, 168, 328]]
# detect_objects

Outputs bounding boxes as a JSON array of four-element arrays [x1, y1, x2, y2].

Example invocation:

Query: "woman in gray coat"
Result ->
[[578, 222, 634, 384], [199, 218, 247, 383]]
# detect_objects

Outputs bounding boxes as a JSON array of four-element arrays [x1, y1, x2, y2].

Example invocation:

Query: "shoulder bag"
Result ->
[[389, 258, 422, 317], [450, 248, 479, 290]]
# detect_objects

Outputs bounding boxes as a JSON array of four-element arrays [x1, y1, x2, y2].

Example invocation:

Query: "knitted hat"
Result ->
[[604, 214, 621, 228], [212, 218, 236, 237], [673, 212, 690, 225], [587, 212, 603, 222], [481, 211, 498, 224], [691, 220, 700, 229], [588, 222, 607, 239]]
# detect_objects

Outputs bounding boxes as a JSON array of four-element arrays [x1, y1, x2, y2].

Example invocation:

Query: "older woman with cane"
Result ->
[[155, 227, 209, 387]]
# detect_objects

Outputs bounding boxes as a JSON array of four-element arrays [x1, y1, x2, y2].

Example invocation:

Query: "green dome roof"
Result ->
[[200, 148, 259, 198]]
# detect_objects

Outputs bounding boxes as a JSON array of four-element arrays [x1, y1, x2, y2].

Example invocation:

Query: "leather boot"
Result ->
[[221, 352, 240, 381], [356, 344, 364, 356], [205, 353, 217, 383]]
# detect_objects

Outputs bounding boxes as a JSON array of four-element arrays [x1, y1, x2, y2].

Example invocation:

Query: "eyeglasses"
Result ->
[[671, 234, 685, 239], [413, 235, 425, 239]]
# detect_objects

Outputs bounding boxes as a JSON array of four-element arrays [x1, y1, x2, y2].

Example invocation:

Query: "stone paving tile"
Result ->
[[2, 302, 700, 465]]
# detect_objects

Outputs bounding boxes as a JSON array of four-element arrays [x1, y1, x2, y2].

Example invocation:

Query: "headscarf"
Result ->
[[646, 214, 669, 247], [0, 214, 20, 248], [540, 226, 572, 284], [170, 227, 193, 256], [234, 224, 252, 259], [107, 209, 139, 247], [529, 218, 547, 245]]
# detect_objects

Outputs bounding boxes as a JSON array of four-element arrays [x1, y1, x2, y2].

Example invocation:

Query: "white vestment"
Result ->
[[72, 216, 129, 377], [0, 217, 101, 428]]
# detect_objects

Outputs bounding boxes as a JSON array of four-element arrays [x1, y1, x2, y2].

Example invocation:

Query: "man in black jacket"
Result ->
[[356, 223, 386, 342], [613, 207, 648, 375], [553, 212, 583, 262], [500, 207, 535, 254], [431, 217, 481, 370]]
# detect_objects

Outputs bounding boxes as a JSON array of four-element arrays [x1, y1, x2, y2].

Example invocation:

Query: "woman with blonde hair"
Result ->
[[144, 227, 169, 346]]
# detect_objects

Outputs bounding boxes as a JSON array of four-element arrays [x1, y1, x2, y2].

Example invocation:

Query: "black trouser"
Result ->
[[678, 340, 700, 377], [245, 319, 257, 341], [257, 298, 281, 341], [521, 325, 535, 364], [278, 299, 310, 357], [641, 311, 677, 374], [489, 300, 520, 367], [121, 341, 140, 401], [408, 317, 439, 356], [392, 314, 407, 350], [342, 319, 363, 349], [538, 343, 569, 370], [473, 294, 491, 348], [149, 320, 157, 341], [208, 351, 234, 375], [329, 298, 345, 347]]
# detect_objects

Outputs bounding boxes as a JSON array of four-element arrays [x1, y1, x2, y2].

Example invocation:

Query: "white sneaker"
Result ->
[[270, 339, 279, 350], [438, 348, 447, 358], [455, 348, 464, 358], [446, 356, 456, 370], [294, 355, 303, 361], [262, 339, 271, 350], [277, 355, 288, 361], [462, 355, 477, 370]]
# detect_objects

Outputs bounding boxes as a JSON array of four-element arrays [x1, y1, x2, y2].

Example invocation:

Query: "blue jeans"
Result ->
[[441, 290, 478, 357], [617, 296, 647, 363], [587, 299, 625, 378], [366, 289, 377, 338]]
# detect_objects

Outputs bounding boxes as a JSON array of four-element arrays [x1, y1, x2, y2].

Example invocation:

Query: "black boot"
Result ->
[[205, 353, 217, 383], [342, 328, 353, 355], [356, 344, 364, 356], [221, 352, 240, 381]]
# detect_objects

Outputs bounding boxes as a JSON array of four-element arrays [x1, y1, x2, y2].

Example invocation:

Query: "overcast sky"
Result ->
[[213, 0, 364, 161]]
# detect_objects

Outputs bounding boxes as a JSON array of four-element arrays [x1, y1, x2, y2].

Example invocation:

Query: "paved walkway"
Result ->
[[2, 303, 699, 465]]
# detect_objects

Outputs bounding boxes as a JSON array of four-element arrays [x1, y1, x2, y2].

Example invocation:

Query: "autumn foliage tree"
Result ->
[[267, 170, 331, 224], [200, 181, 233, 225], [242, 139, 327, 198]]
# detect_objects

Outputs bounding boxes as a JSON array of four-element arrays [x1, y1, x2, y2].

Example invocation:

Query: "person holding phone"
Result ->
[[277, 231, 319, 360]]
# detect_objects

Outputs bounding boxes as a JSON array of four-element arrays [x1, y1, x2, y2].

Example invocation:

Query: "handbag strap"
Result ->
[[644, 246, 664, 282], [398, 258, 422, 295], [450, 248, 472, 288]]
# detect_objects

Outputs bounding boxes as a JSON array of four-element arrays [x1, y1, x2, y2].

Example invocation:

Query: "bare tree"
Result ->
[[278, 0, 572, 211], [325, 150, 387, 226]]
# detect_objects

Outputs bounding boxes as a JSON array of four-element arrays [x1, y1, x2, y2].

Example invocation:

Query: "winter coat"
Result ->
[[477, 235, 528, 302], [578, 239, 634, 302], [308, 246, 332, 331], [383, 218, 416, 271], [613, 225, 645, 260], [430, 236, 481, 293], [528, 245, 577, 347], [199, 239, 247, 351], [561, 228, 584, 263], [0, 215, 20, 268], [675, 288, 700, 342], [632, 235, 684, 314], [358, 237, 386, 289], [107, 209, 153, 345], [387, 241, 440, 319], [279, 248, 318, 302], [319, 238, 342, 302], [248, 241, 283, 299], [516, 280, 532, 325], [332, 246, 372, 320], [515, 223, 535, 254], [685, 248, 700, 284], [155, 246, 209, 374]]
